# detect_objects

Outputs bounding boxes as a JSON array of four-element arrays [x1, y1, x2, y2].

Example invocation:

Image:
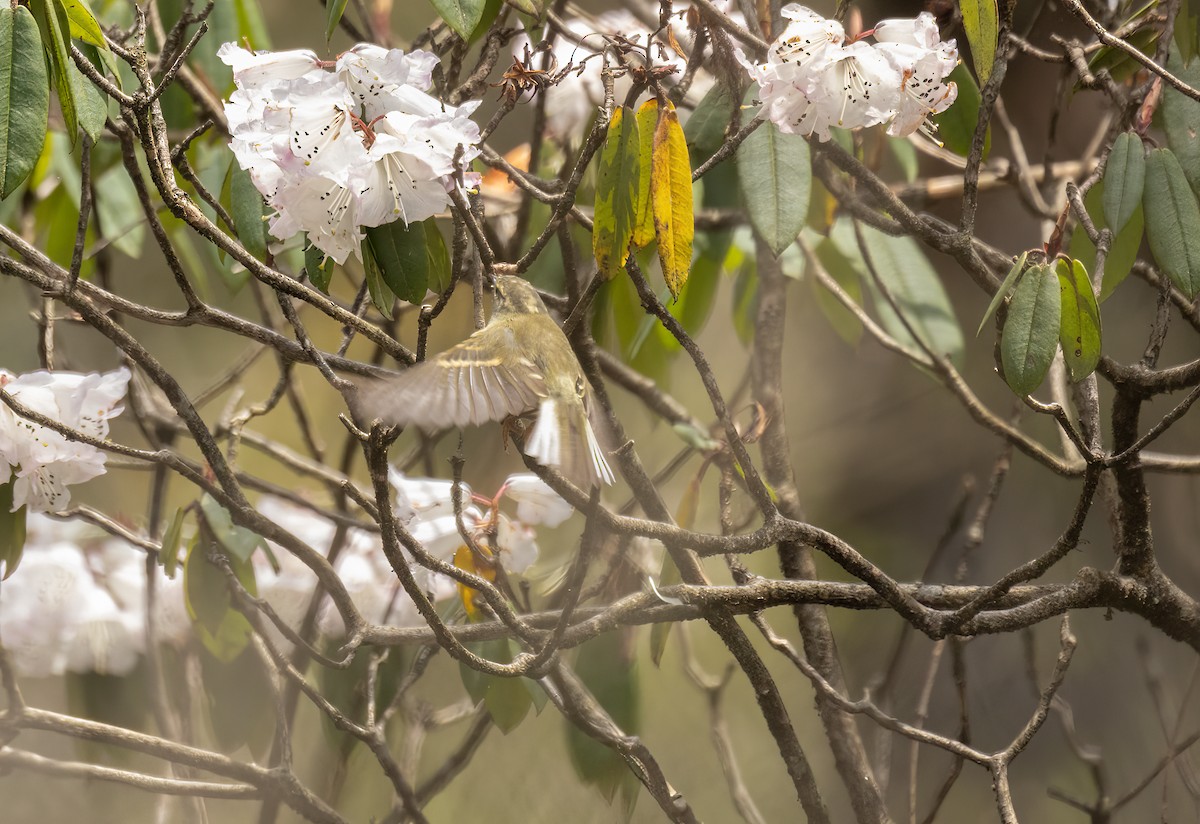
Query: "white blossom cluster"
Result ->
[[0, 471, 570, 678], [219, 42, 482, 265], [0, 367, 129, 514], [741, 6, 959, 141], [0, 515, 189, 678], [255, 471, 572, 639]]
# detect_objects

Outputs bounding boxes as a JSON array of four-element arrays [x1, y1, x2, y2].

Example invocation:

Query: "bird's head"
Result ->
[[492, 275, 549, 316]]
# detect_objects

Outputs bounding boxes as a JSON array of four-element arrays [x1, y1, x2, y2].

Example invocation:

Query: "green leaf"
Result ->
[[29, 0, 79, 146], [1068, 179, 1142, 302], [200, 645, 276, 757], [960, 0, 998, 83], [931, 63, 989, 160], [684, 82, 734, 158], [183, 534, 256, 662], [858, 222, 965, 367], [0, 7, 51, 198], [1143, 148, 1200, 299], [160, 506, 185, 579], [0, 481, 27, 580], [593, 106, 641, 280], [1162, 52, 1200, 197], [506, 0, 546, 16], [567, 632, 640, 811], [364, 220, 430, 303], [1103, 132, 1145, 234], [736, 116, 811, 256], [59, 0, 107, 48], [459, 638, 533, 733], [888, 136, 918, 183], [425, 218, 451, 292], [94, 163, 145, 257], [813, 230, 865, 345], [731, 261, 757, 345], [1087, 28, 1160, 84], [325, 0, 350, 41], [631, 99, 658, 249], [233, 0, 271, 50], [70, 58, 107, 143], [229, 164, 268, 260], [427, 0, 486, 40], [1176, 0, 1198, 67], [1000, 263, 1060, 396], [304, 239, 334, 292], [1056, 258, 1102, 382], [977, 251, 1028, 336], [199, 494, 265, 563], [362, 240, 397, 315]]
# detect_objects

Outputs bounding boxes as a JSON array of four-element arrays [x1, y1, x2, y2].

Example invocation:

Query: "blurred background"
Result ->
[[3, 0, 1199, 822]]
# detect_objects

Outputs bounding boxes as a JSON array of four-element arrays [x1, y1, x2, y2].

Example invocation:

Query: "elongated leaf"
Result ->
[[1056, 258, 1101, 382], [304, 237, 334, 292], [960, 0, 998, 83], [161, 506, 185, 579], [425, 218, 452, 292], [888, 136, 919, 183], [931, 63, 989, 160], [653, 231, 728, 352], [858, 223, 964, 367], [1162, 53, 1200, 196], [684, 82, 734, 157], [1103, 132, 1145, 234], [70, 58, 107, 143], [0, 481, 27, 580], [1087, 28, 1160, 84], [233, 0, 271, 49], [94, 163, 145, 257], [60, 0, 106, 48], [567, 631, 640, 812], [650, 102, 693, 299], [1068, 179, 1143, 301], [1143, 148, 1200, 299], [183, 535, 257, 663], [428, 0, 486, 39], [365, 220, 430, 303], [0, 7, 50, 198], [325, 0, 350, 41], [813, 231, 865, 345], [593, 106, 641, 279], [737, 118, 811, 256], [29, 0, 78, 146], [1000, 263, 1060, 396], [200, 645, 276, 759], [230, 164, 268, 260], [199, 494, 266, 564], [362, 240, 397, 315], [632, 99, 658, 248], [977, 251, 1028, 336]]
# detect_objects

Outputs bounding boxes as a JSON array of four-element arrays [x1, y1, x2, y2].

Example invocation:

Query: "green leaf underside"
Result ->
[[1103, 132, 1145, 234], [978, 250, 1028, 337], [365, 220, 430, 304], [230, 164, 268, 260], [425, 218, 452, 292], [304, 238, 335, 292], [1162, 53, 1200, 196], [1069, 179, 1143, 301], [0, 7, 51, 198], [960, 0, 999, 84], [857, 222, 965, 367], [1000, 263, 1060, 396], [593, 106, 641, 279], [1056, 258, 1102, 382], [1143, 148, 1200, 299], [363, 240, 396, 315], [737, 117, 811, 256]]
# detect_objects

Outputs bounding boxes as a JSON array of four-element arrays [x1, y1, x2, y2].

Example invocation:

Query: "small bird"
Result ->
[[351, 275, 615, 489]]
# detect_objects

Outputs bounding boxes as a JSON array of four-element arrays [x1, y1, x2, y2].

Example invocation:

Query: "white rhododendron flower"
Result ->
[[501, 473, 574, 527], [219, 41, 481, 265], [0, 515, 188, 678], [741, 6, 958, 141], [0, 367, 130, 513]]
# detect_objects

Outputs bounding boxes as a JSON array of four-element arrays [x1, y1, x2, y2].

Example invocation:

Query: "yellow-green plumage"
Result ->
[[352, 276, 614, 489]]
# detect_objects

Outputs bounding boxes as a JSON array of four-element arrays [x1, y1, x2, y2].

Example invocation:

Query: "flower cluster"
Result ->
[[0, 367, 129, 513], [256, 471, 571, 639], [0, 515, 189, 678], [741, 6, 958, 142], [220, 43, 482, 265]]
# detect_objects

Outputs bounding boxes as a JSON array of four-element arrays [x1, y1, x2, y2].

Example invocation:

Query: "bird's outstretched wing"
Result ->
[[350, 325, 546, 432]]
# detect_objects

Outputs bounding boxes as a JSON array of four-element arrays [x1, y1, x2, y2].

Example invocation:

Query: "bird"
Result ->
[[350, 275, 615, 489]]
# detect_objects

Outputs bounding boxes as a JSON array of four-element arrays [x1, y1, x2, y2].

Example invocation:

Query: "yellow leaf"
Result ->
[[632, 99, 658, 249], [592, 107, 641, 279], [454, 544, 495, 622], [651, 103, 694, 299]]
